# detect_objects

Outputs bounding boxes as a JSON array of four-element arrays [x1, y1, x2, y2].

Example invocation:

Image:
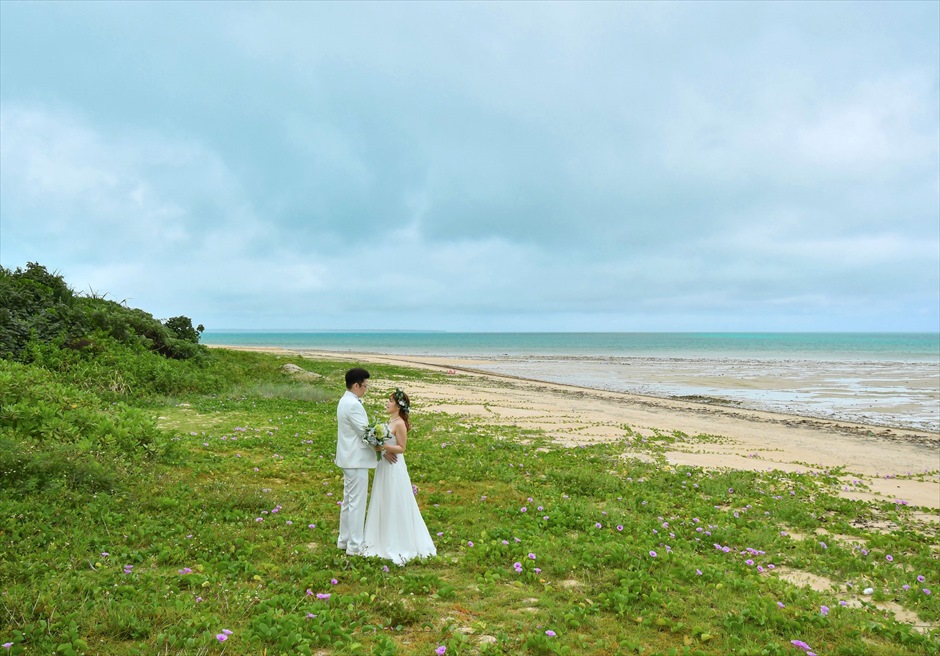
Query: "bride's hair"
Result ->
[[391, 388, 411, 430]]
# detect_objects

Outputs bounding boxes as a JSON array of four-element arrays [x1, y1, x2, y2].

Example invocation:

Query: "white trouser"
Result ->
[[338, 468, 369, 553]]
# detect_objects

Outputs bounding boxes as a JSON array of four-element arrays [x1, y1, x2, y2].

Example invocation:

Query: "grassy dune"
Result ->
[[1, 350, 937, 655]]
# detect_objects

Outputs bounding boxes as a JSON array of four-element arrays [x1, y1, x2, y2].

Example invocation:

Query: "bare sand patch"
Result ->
[[773, 566, 936, 632]]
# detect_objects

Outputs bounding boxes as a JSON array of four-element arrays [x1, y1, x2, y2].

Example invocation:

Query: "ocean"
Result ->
[[202, 332, 940, 432]]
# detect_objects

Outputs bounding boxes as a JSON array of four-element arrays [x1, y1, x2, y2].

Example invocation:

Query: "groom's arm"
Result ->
[[348, 402, 372, 449]]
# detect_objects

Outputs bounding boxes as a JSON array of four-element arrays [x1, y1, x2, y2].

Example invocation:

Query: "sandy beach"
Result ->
[[231, 347, 940, 513]]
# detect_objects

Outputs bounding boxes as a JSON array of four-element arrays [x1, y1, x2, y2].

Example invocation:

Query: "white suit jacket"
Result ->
[[335, 390, 377, 469]]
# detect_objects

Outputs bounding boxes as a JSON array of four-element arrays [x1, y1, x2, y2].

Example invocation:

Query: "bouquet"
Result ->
[[363, 420, 390, 460]]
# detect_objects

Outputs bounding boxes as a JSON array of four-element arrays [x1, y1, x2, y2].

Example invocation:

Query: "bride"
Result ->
[[361, 388, 436, 564]]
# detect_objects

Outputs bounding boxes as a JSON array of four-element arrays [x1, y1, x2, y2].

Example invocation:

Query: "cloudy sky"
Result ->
[[1, 1, 937, 332]]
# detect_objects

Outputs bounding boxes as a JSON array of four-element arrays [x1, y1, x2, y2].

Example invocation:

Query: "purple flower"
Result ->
[[886, 555, 894, 562], [520, 507, 527, 513], [925, 589, 932, 595], [649, 551, 657, 558], [534, 567, 541, 574], [791, 640, 811, 651], [331, 578, 338, 585], [2, 644, 12, 651], [696, 569, 702, 576], [528, 553, 536, 560], [595, 522, 602, 529], [820, 605, 829, 616], [467, 541, 474, 547], [617, 525, 623, 531], [216, 634, 228, 642], [917, 575, 926, 583], [178, 568, 192, 575], [308, 524, 316, 529], [222, 629, 232, 636], [316, 593, 330, 600], [436, 647, 447, 655], [777, 602, 785, 608], [545, 630, 556, 637]]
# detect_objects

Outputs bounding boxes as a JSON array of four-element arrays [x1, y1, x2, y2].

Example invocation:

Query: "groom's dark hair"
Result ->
[[345, 367, 370, 389]]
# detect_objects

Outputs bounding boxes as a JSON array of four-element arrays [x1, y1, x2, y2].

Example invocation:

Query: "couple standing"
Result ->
[[335, 368, 436, 564]]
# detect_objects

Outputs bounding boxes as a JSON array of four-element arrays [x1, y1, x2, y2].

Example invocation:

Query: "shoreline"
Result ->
[[217, 345, 940, 511], [214, 344, 940, 432]]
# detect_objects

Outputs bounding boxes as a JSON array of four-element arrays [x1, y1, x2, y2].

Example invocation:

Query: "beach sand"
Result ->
[[231, 347, 940, 513]]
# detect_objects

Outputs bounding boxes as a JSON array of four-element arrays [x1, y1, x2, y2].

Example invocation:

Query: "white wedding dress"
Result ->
[[361, 434, 436, 564]]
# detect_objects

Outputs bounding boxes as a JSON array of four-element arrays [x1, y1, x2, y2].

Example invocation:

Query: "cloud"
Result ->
[[0, 1, 937, 330]]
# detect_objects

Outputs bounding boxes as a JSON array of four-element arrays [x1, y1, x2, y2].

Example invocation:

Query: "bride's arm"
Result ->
[[381, 422, 408, 455]]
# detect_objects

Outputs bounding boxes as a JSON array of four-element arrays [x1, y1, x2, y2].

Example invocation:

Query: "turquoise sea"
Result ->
[[202, 332, 939, 362], [202, 332, 940, 431]]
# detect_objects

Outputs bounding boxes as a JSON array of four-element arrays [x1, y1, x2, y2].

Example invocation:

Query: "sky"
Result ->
[[1, 1, 938, 333]]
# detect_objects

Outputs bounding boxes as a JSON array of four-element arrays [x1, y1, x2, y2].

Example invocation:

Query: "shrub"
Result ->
[[0, 262, 206, 362], [0, 360, 160, 492]]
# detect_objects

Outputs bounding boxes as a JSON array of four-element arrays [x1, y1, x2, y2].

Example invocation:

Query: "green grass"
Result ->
[[1, 350, 938, 655]]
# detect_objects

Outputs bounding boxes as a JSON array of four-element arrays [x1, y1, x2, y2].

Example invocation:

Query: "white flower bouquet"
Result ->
[[363, 421, 390, 460]]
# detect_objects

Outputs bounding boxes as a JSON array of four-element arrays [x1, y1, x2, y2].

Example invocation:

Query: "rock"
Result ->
[[281, 364, 322, 380]]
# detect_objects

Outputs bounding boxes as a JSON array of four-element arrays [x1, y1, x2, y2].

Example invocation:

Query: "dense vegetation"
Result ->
[[0, 265, 937, 655]]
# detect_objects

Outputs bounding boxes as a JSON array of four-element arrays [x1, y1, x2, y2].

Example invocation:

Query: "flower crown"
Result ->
[[393, 388, 410, 413]]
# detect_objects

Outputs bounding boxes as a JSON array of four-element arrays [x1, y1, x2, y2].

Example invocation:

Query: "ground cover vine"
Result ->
[[1, 349, 938, 655]]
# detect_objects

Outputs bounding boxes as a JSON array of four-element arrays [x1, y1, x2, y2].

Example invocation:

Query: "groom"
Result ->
[[335, 367, 396, 555]]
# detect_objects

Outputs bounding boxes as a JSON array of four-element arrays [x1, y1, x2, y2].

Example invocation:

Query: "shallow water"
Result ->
[[460, 356, 940, 432]]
